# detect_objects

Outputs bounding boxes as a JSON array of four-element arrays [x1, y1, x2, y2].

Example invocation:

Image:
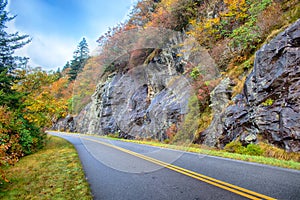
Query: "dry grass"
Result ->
[[260, 143, 300, 162], [111, 137, 300, 170], [0, 135, 92, 200]]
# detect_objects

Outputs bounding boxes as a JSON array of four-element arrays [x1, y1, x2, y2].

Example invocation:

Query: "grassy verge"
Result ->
[[0, 135, 92, 200], [105, 135, 300, 170], [49, 131, 300, 170]]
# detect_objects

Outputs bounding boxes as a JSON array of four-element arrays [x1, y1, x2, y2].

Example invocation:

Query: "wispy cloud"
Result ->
[[7, 0, 133, 70], [26, 35, 77, 70], [7, 18, 77, 70]]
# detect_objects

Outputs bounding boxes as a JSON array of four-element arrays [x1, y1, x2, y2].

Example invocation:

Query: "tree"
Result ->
[[0, 0, 31, 107], [0, 0, 46, 183], [63, 61, 70, 71], [68, 37, 90, 81], [14, 67, 71, 127], [127, 0, 160, 27]]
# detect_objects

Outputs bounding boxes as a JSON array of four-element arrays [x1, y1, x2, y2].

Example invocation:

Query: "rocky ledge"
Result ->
[[202, 19, 300, 152]]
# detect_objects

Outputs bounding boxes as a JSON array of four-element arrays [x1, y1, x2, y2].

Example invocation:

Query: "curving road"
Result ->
[[48, 132, 300, 200]]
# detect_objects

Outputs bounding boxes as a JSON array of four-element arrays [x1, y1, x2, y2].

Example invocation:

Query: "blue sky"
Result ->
[[7, 0, 136, 70]]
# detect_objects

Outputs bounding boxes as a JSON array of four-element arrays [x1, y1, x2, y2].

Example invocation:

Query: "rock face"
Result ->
[[72, 47, 192, 140], [52, 115, 75, 132], [52, 30, 218, 141], [203, 20, 300, 152], [201, 78, 233, 147]]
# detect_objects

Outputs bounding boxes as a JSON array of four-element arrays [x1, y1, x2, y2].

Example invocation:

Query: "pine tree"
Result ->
[[0, 1, 45, 181], [0, 0, 31, 107], [68, 37, 90, 81], [63, 61, 70, 71]]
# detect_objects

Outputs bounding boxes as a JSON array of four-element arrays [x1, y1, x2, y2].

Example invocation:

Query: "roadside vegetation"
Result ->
[[1, 0, 299, 196], [104, 133, 299, 170], [0, 135, 92, 200]]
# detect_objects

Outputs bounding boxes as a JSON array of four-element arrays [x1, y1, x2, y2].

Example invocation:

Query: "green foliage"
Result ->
[[229, 22, 261, 52], [229, 0, 272, 54], [262, 98, 274, 106], [107, 133, 119, 138], [224, 140, 245, 154], [246, 143, 264, 156], [174, 95, 199, 143], [68, 37, 90, 81], [0, 0, 30, 108], [190, 67, 200, 80], [0, 1, 48, 182], [224, 140, 263, 156]]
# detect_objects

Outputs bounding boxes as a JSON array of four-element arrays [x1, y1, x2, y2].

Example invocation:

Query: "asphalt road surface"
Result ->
[[49, 132, 300, 200]]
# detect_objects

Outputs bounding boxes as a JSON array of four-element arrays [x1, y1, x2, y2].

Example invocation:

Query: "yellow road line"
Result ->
[[63, 133, 276, 200]]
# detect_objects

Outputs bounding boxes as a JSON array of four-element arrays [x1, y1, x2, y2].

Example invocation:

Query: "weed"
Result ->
[[262, 98, 274, 106]]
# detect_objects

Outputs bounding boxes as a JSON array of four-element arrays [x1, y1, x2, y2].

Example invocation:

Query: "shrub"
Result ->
[[190, 67, 200, 80], [262, 98, 274, 106], [245, 143, 263, 156], [107, 133, 119, 138], [174, 95, 200, 143], [224, 140, 245, 154], [224, 140, 263, 156]]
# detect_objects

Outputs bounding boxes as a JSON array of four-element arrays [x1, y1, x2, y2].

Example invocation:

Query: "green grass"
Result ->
[[49, 131, 300, 170], [0, 135, 92, 200], [107, 136, 300, 170]]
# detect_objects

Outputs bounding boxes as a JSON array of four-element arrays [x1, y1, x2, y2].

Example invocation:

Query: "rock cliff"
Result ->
[[202, 20, 300, 152], [53, 20, 299, 152], [74, 53, 190, 140], [68, 29, 217, 140]]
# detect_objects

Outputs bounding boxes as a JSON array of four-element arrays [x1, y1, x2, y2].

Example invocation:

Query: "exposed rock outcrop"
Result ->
[[52, 115, 75, 132], [201, 78, 233, 147], [52, 21, 299, 152], [72, 46, 195, 140], [52, 29, 219, 141], [203, 20, 300, 152], [58, 25, 220, 140]]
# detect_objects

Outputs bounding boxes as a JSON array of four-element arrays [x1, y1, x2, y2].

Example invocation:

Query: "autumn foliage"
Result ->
[[1, 0, 298, 182]]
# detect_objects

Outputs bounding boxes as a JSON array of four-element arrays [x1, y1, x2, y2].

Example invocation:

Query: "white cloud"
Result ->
[[24, 34, 77, 70], [6, 2, 75, 71], [6, 0, 135, 71]]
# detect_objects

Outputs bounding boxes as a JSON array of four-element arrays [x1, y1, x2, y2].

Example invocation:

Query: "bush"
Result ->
[[174, 95, 200, 143], [224, 141, 245, 154], [224, 140, 263, 156], [245, 143, 263, 156], [107, 133, 119, 138]]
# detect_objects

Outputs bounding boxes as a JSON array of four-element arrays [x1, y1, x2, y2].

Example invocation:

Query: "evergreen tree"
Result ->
[[0, 1, 46, 181], [68, 37, 90, 81], [63, 61, 70, 71], [0, 0, 31, 107]]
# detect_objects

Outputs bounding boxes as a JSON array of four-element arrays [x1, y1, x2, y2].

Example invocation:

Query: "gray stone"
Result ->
[[204, 19, 300, 152], [71, 46, 193, 140], [201, 78, 233, 147]]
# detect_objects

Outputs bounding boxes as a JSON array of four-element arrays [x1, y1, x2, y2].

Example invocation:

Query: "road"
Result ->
[[49, 132, 300, 200]]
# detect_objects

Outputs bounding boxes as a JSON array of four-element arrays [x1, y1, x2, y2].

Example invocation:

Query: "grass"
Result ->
[[48, 131, 300, 170], [0, 135, 92, 200], [106, 136, 300, 170]]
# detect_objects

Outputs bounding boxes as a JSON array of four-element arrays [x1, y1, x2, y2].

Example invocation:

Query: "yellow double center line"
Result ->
[[73, 134, 276, 200]]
